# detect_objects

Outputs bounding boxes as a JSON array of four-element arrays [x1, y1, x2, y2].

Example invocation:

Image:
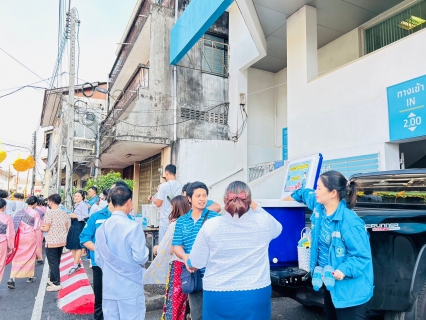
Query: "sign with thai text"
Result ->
[[281, 154, 323, 199], [387, 75, 426, 141]]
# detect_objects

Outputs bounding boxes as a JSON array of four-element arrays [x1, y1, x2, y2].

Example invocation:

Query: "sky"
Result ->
[[0, 0, 136, 183]]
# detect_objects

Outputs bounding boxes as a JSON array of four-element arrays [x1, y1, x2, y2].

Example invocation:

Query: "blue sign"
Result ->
[[282, 127, 288, 161], [170, 0, 233, 65], [387, 75, 426, 141]]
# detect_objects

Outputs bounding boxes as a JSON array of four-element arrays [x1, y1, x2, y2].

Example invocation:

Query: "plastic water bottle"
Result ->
[[323, 265, 335, 290], [312, 266, 323, 291], [142, 214, 148, 230]]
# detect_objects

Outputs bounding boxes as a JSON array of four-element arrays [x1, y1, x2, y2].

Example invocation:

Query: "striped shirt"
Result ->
[[172, 208, 220, 254], [317, 212, 335, 267]]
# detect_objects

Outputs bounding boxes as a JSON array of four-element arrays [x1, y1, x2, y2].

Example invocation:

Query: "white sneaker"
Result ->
[[46, 284, 62, 292], [47, 279, 53, 286]]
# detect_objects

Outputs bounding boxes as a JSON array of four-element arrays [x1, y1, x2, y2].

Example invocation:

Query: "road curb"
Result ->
[[58, 252, 94, 314], [145, 291, 164, 312]]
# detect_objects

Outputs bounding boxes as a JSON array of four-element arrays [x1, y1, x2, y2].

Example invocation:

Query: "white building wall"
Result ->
[[286, 5, 426, 170], [246, 67, 288, 166], [317, 28, 360, 76], [174, 1, 267, 203]]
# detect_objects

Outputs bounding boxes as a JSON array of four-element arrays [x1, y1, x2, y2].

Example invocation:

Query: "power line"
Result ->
[[0, 85, 47, 100], [0, 47, 50, 87]]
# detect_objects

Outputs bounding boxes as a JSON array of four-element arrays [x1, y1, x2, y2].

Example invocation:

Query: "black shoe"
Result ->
[[37, 260, 44, 265], [27, 277, 36, 283], [7, 279, 15, 289]]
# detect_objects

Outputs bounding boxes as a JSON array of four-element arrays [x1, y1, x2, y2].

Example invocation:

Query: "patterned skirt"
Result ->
[[161, 260, 189, 320], [11, 230, 37, 278]]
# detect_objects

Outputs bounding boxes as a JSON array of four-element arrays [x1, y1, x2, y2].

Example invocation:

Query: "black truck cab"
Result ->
[[271, 170, 426, 320]]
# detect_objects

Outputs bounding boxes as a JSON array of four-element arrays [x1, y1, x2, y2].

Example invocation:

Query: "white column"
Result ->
[[287, 5, 318, 159]]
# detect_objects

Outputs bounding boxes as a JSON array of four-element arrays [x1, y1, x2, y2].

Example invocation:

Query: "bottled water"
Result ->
[[142, 214, 148, 230], [323, 265, 335, 289], [312, 266, 323, 291]]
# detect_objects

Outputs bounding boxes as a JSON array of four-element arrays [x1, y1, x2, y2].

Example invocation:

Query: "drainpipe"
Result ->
[[173, 0, 178, 142]]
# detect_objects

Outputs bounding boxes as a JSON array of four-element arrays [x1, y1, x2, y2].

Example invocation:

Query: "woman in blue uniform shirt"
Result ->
[[285, 170, 374, 320]]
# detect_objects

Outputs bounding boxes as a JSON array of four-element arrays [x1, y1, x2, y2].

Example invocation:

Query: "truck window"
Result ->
[[354, 172, 426, 209]]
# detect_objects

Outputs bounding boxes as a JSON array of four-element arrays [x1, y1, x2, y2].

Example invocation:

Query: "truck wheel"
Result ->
[[384, 311, 407, 320], [384, 281, 426, 320], [416, 280, 426, 320]]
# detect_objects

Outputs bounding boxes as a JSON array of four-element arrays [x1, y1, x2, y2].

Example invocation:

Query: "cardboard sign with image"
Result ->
[[281, 154, 323, 200]]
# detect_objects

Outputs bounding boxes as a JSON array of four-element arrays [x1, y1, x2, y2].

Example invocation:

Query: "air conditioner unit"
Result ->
[[141, 204, 160, 228]]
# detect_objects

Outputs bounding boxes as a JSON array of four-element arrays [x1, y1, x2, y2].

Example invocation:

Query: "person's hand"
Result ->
[[148, 195, 153, 201], [184, 255, 197, 273], [333, 269, 345, 280], [153, 245, 158, 256]]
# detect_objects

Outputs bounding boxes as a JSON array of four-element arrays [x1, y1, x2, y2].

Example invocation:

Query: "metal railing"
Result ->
[[178, 38, 229, 77], [103, 65, 149, 131], [108, 0, 175, 88], [248, 162, 275, 182], [365, 0, 426, 54]]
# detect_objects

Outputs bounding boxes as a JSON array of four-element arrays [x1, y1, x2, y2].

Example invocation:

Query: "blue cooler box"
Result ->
[[256, 200, 306, 268]]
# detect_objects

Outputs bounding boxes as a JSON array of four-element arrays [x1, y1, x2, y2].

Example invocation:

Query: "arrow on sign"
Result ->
[[408, 112, 417, 118], [409, 126, 417, 132]]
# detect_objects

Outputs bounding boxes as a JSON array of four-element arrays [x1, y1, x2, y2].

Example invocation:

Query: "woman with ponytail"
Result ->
[[284, 170, 373, 320], [188, 181, 282, 319]]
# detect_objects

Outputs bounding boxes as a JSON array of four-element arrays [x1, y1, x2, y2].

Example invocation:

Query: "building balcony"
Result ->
[[100, 64, 172, 169], [109, 0, 175, 96]]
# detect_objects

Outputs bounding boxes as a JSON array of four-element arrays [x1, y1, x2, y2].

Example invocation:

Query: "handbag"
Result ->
[[180, 212, 209, 294]]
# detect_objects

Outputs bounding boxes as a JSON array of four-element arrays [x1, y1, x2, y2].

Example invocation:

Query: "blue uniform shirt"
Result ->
[[172, 207, 221, 275], [80, 206, 111, 267]]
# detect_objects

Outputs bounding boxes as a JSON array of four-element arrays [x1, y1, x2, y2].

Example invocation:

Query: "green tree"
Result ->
[[85, 171, 134, 195]]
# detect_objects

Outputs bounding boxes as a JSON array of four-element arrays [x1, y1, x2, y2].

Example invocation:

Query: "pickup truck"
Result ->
[[271, 169, 426, 320]]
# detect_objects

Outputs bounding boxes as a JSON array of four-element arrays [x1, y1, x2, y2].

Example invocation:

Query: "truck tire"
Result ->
[[384, 281, 426, 320], [416, 280, 426, 320]]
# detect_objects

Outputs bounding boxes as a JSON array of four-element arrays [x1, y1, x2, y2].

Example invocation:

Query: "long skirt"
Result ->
[[11, 231, 37, 279], [66, 219, 85, 250], [36, 230, 43, 260], [203, 285, 272, 320], [0, 240, 7, 283], [161, 260, 189, 320]]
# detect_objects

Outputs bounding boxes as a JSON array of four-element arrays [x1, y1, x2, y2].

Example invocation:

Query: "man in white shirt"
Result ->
[[148, 164, 182, 243], [0, 190, 15, 216], [95, 185, 149, 320]]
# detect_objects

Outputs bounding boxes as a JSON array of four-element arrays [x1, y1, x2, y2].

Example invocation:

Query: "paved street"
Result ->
[[0, 247, 327, 320]]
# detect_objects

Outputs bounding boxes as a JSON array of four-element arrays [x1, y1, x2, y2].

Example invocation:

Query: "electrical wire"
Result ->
[[0, 48, 50, 87], [0, 85, 47, 100]]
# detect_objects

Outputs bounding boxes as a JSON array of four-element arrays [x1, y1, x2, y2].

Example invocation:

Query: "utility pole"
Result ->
[[64, 8, 77, 209], [31, 131, 36, 195], [94, 123, 100, 179]]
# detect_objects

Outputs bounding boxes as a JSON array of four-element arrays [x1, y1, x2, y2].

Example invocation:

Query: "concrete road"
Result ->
[[0, 248, 380, 320]]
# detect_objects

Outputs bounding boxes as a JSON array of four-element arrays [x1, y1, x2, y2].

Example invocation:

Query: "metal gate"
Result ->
[[137, 154, 162, 210]]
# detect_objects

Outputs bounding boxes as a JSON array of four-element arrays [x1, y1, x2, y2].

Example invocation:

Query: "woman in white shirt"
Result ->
[[189, 181, 282, 320]]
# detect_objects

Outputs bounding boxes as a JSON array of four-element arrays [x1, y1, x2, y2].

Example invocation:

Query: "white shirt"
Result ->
[[190, 206, 282, 292], [89, 203, 101, 216], [156, 180, 182, 227], [95, 211, 149, 300], [99, 199, 108, 209]]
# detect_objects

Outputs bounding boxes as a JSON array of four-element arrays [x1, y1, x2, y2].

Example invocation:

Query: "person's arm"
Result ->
[[33, 211, 41, 231], [6, 216, 14, 252], [189, 227, 209, 269], [285, 189, 318, 211], [207, 202, 221, 213], [80, 215, 97, 251], [335, 225, 372, 279], [151, 184, 166, 208], [40, 211, 51, 232], [130, 224, 149, 266]]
